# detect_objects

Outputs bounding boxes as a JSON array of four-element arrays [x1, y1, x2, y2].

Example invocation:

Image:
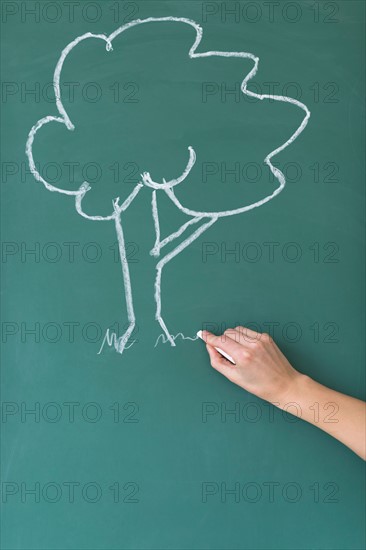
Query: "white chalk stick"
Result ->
[[197, 330, 236, 364]]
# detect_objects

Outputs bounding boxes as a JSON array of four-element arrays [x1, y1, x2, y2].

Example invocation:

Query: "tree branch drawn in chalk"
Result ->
[[26, 17, 311, 355]]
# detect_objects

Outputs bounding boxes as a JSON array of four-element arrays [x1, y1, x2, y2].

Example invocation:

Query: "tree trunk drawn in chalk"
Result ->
[[26, 17, 310, 355]]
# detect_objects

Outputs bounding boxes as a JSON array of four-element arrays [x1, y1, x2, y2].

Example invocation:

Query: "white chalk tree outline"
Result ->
[[26, 17, 311, 354]]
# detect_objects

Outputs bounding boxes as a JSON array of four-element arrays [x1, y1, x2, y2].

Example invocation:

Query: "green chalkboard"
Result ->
[[1, 1, 365, 549]]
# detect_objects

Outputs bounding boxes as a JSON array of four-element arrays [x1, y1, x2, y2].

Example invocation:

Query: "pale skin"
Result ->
[[202, 327, 366, 460]]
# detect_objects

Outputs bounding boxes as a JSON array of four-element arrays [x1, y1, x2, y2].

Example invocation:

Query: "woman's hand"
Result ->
[[201, 327, 366, 460], [202, 327, 303, 402]]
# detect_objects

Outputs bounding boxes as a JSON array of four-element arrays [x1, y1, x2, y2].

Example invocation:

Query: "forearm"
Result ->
[[204, 328, 366, 460], [274, 374, 366, 460]]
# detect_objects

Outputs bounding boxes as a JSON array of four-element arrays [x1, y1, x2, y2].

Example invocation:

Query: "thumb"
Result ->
[[206, 344, 236, 381], [202, 330, 242, 359]]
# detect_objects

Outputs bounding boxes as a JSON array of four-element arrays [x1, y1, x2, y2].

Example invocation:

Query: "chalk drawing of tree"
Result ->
[[26, 17, 310, 355]]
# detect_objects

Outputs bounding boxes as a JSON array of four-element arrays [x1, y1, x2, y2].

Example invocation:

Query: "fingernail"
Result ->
[[197, 330, 209, 341]]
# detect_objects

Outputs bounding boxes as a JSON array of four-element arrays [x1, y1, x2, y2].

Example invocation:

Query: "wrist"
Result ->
[[271, 372, 313, 410]]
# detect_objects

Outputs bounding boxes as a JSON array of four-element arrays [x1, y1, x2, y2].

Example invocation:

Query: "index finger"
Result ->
[[201, 330, 244, 359]]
